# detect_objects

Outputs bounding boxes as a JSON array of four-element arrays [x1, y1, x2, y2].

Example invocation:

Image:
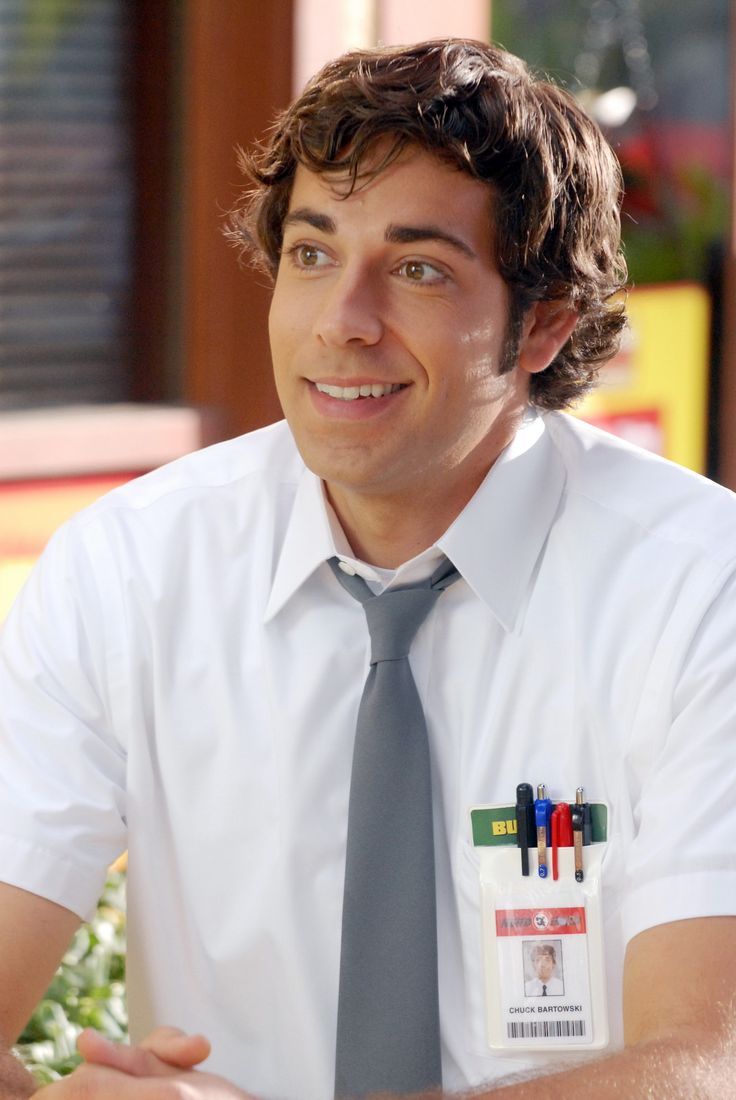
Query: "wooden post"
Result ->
[[179, 0, 293, 441]]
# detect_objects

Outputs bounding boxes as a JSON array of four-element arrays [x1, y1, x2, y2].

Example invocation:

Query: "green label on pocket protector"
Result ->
[[471, 804, 608, 847]]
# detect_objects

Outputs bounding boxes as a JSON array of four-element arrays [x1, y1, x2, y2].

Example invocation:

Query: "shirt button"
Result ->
[[338, 560, 357, 575]]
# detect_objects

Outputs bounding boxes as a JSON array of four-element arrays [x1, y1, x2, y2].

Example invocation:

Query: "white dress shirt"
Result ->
[[1, 410, 735, 1097]]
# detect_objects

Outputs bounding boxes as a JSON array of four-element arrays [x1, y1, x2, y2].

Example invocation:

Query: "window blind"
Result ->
[[0, 0, 133, 409]]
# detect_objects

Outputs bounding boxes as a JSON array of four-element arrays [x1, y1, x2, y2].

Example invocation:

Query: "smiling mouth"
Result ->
[[314, 382, 406, 401]]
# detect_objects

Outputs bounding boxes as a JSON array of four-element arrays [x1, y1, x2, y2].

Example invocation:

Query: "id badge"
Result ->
[[470, 801, 609, 1053]]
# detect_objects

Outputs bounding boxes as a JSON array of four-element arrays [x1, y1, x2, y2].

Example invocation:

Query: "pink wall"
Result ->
[[294, 0, 490, 93]]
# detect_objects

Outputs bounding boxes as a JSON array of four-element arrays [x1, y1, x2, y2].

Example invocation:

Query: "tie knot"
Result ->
[[364, 586, 441, 663], [328, 556, 460, 664]]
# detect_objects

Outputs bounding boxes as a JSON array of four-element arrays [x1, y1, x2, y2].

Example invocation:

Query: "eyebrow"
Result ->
[[282, 207, 477, 260], [282, 208, 336, 234], [385, 223, 477, 259]]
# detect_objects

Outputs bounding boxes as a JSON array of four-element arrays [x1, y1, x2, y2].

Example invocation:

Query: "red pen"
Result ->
[[551, 802, 573, 880]]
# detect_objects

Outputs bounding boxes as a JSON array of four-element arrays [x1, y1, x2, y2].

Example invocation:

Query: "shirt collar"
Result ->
[[437, 411, 565, 633], [264, 411, 565, 631], [263, 467, 337, 622]]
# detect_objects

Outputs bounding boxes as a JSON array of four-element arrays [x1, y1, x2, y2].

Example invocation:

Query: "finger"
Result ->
[[139, 1025, 212, 1067], [78, 1026, 211, 1074], [76, 1030, 176, 1078]]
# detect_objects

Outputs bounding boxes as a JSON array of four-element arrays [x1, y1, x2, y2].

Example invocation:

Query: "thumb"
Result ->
[[140, 1026, 211, 1067]]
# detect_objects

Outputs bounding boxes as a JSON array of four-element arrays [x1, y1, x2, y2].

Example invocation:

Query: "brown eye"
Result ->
[[397, 259, 445, 284], [404, 260, 427, 280], [299, 245, 321, 266]]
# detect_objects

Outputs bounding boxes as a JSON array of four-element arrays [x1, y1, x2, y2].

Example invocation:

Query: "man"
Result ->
[[524, 945, 564, 999], [0, 37, 735, 1100]]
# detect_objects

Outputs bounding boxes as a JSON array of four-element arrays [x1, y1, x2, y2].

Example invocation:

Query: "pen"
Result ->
[[535, 783, 552, 878], [551, 801, 573, 880], [572, 800, 584, 883], [576, 786, 592, 845], [515, 782, 535, 877]]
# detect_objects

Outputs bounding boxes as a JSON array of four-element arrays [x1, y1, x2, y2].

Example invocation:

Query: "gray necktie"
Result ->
[[329, 556, 459, 1099]]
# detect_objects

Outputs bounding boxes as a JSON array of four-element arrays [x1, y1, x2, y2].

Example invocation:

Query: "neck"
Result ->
[[324, 407, 527, 568], [327, 469, 485, 569], [327, 496, 437, 569]]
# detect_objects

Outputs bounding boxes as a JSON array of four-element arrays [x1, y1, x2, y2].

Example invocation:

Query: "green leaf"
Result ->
[[14, 871, 128, 1079]]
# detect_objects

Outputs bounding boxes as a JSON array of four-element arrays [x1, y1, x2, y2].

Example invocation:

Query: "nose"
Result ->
[[313, 268, 384, 347]]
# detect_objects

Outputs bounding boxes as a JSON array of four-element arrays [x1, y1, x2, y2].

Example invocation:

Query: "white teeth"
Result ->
[[316, 382, 402, 400]]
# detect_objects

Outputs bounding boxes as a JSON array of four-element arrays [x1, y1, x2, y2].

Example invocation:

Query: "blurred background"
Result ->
[[3, 0, 735, 1079], [1, 0, 735, 619]]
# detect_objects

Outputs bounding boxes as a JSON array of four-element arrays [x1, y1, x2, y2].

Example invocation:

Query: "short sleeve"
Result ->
[[0, 519, 127, 921], [620, 565, 736, 943]]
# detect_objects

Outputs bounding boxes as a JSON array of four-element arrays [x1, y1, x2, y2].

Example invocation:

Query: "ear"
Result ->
[[517, 301, 579, 376]]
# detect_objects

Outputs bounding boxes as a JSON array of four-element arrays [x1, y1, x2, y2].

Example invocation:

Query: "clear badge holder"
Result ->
[[470, 800, 609, 1054]]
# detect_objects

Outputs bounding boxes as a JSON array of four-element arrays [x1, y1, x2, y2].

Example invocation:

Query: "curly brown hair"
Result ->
[[228, 38, 627, 410]]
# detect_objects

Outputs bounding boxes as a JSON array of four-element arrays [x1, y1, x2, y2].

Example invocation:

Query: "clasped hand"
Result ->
[[34, 1026, 250, 1099]]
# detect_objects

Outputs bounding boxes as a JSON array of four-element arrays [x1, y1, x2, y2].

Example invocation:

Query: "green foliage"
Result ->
[[14, 872, 128, 1085], [492, 0, 730, 288], [621, 163, 729, 284]]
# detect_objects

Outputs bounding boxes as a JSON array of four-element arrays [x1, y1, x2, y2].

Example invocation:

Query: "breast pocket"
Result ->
[[456, 840, 493, 1057]]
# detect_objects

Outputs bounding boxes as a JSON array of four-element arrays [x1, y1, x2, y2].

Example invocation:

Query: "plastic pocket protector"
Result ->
[[470, 801, 609, 1054]]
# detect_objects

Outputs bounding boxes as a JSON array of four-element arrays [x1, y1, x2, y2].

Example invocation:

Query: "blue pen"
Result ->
[[535, 783, 552, 878]]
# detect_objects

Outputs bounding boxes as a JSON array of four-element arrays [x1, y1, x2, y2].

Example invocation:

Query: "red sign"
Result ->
[[495, 907, 587, 937]]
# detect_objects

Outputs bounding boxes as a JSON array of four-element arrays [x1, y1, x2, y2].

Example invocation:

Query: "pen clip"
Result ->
[[534, 784, 552, 879], [571, 804, 584, 883], [576, 786, 592, 846]]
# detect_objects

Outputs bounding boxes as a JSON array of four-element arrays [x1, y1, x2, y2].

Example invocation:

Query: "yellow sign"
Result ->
[[574, 283, 711, 473]]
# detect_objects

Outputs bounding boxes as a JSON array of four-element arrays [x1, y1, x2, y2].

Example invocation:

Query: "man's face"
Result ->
[[532, 951, 556, 982], [269, 145, 533, 521]]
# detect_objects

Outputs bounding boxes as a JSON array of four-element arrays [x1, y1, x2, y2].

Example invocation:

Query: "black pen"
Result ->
[[572, 795, 584, 883], [576, 786, 592, 845], [515, 782, 535, 877]]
